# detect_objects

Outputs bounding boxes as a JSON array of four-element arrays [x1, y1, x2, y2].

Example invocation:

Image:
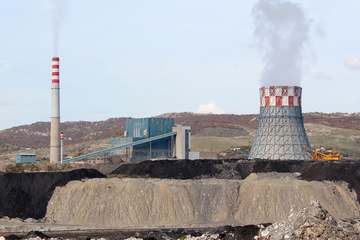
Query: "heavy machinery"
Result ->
[[303, 146, 340, 160]]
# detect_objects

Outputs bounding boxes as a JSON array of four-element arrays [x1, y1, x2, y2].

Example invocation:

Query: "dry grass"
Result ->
[[305, 123, 360, 157], [2, 122, 360, 163], [192, 123, 360, 158], [0, 138, 111, 163]]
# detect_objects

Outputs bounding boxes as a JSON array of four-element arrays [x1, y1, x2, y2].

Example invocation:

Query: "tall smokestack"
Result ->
[[50, 57, 60, 163], [249, 86, 311, 160]]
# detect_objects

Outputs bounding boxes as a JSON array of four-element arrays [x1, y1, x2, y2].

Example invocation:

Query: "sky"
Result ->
[[0, 0, 359, 131]]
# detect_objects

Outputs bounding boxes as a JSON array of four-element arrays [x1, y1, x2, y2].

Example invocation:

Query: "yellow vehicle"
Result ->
[[303, 145, 340, 160]]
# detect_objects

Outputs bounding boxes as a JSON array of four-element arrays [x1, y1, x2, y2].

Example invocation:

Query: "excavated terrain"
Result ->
[[2, 159, 360, 239], [46, 176, 360, 227]]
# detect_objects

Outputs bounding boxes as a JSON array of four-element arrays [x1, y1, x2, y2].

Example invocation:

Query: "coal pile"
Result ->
[[0, 169, 105, 219], [109, 159, 223, 179], [110, 159, 360, 200]]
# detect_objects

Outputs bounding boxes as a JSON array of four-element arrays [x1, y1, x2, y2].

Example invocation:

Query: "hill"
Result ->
[[0, 118, 128, 154], [1, 112, 360, 160]]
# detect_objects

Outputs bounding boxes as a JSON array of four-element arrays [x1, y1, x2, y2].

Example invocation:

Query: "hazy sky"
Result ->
[[0, 0, 359, 130]]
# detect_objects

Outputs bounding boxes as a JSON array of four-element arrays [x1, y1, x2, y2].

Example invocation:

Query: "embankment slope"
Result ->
[[45, 175, 360, 227]]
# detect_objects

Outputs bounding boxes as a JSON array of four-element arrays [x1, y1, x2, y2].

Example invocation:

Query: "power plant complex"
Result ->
[[48, 58, 311, 162], [61, 118, 195, 164]]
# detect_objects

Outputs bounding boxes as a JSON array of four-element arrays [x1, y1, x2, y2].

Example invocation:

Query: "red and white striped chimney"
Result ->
[[50, 57, 60, 163]]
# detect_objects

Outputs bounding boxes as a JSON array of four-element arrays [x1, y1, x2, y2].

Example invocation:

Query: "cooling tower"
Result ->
[[249, 86, 311, 160], [50, 57, 60, 163]]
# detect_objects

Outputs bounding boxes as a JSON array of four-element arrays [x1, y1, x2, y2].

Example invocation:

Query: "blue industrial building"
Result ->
[[110, 118, 177, 162], [16, 154, 36, 163], [125, 118, 174, 138], [62, 117, 195, 164]]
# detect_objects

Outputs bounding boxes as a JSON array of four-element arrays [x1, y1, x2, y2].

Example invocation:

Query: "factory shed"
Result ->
[[16, 154, 36, 163]]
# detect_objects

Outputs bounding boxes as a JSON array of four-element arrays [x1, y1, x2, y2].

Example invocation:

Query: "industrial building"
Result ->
[[110, 118, 192, 162], [250, 86, 311, 160], [63, 117, 196, 163], [16, 154, 36, 163]]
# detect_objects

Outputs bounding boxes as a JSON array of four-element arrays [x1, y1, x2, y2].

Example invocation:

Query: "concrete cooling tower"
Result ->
[[249, 86, 311, 160]]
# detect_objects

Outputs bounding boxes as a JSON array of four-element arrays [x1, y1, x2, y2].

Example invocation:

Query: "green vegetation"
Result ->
[[194, 127, 249, 137], [5, 163, 25, 173], [179, 235, 187, 240], [29, 164, 40, 172]]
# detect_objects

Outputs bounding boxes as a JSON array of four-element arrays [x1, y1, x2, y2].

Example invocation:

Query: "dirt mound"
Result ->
[[45, 177, 360, 227], [0, 169, 105, 219], [245, 172, 301, 180], [110, 160, 360, 202], [257, 198, 360, 239]]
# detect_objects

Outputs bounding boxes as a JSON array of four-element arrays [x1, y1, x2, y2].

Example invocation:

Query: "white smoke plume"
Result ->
[[344, 56, 360, 70], [252, 0, 311, 87], [51, 0, 68, 56]]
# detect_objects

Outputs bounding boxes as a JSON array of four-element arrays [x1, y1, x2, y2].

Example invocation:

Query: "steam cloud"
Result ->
[[197, 102, 226, 114], [51, 0, 68, 56], [252, 0, 311, 87]]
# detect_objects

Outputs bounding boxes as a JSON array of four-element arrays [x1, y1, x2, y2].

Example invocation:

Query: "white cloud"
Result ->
[[0, 61, 11, 74], [344, 56, 360, 70], [312, 72, 332, 80], [197, 102, 226, 114]]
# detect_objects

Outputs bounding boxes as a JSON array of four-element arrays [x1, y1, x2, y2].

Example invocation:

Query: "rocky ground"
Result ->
[[2, 200, 360, 239], [255, 198, 360, 240], [0, 225, 261, 240]]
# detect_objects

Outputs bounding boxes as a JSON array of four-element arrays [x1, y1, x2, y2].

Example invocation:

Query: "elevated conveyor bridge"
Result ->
[[62, 131, 177, 164]]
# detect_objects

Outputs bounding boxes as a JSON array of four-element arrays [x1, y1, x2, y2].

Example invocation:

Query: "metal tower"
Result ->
[[250, 86, 311, 160]]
